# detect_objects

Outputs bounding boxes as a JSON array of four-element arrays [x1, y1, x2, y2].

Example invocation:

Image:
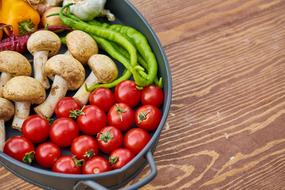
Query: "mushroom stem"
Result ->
[[33, 51, 50, 89], [0, 72, 12, 97], [65, 51, 71, 56], [12, 102, 31, 130], [35, 75, 68, 118], [73, 72, 98, 105], [0, 120, 5, 151]]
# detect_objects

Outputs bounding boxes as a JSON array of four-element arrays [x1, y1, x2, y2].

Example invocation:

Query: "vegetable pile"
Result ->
[[0, 0, 164, 175]]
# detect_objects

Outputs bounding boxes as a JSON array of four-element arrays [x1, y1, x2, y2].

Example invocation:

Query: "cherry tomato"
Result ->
[[71, 135, 98, 160], [89, 88, 115, 112], [55, 97, 81, 118], [35, 142, 61, 168], [4, 136, 35, 164], [82, 156, 111, 174], [124, 128, 151, 155], [76, 105, 106, 135], [135, 105, 162, 131], [97, 126, 123, 154], [50, 118, 79, 148], [141, 85, 164, 107], [22, 115, 50, 144], [109, 148, 134, 169], [115, 80, 141, 108], [107, 103, 134, 132], [52, 156, 81, 174]]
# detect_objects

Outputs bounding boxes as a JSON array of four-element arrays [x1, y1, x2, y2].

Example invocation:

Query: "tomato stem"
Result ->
[[109, 156, 119, 164], [84, 150, 94, 159], [45, 116, 54, 125], [115, 105, 126, 121], [138, 111, 150, 124], [99, 130, 113, 143], [22, 151, 35, 164], [72, 156, 84, 167], [69, 106, 85, 119]]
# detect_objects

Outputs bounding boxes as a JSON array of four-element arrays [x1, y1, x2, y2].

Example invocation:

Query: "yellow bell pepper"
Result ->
[[0, 0, 40, 36]]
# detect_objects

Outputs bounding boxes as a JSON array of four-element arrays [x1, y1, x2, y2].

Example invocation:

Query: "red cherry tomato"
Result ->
[[4, 136, 35, 164], [89, 88, 115, 112], [50, 118, 79, 148], [71, 135, 98, 160], [76, 105, 106, 135], [135, 105, 162, 131], [124, 128, 151, 155], [107, 103, 134, 132], [141, 85, 164, 107], [52, 156, 81, 174], [109, 148, 134, 169], [55, 97, 81, 118], [35, 142, 61, 168], [22, 115, 50, 144], [115, 80, 141, 108], [97, 126, 123, 154], [82, 156, 111, 174]]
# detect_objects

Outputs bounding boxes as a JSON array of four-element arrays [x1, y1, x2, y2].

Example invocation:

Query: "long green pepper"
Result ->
[[89, 21, 158, 86], [109, 41, 163, 87], [59, 4, 149, 87], [89, 35, 132, 90]]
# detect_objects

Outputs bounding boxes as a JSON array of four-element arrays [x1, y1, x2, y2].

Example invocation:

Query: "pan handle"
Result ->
[[73, 150, 157, 190]]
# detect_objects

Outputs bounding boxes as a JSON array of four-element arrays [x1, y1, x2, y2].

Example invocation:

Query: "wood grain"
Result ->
[[1, 0, 285, 189]]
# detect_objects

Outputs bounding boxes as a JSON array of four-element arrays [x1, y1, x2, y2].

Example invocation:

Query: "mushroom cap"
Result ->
[[3, 76, 46, 104], [44, 54, 85, 90], [66, 30, 98, 64], [0, 98, 14, 121], [0, 51, 31, 76], [27, 30, 61, 56], [88, 54, 118, 83]]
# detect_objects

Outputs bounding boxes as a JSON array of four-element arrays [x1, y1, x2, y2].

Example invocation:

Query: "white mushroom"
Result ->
[[73, 54, 118, 105], [27, 30, 61, 89], [3, 76, 46, 130], [0, 98, 14, 151], [65, 30, 98, 64], [0, 51, 32, 97], [34, 54, 85, 118]]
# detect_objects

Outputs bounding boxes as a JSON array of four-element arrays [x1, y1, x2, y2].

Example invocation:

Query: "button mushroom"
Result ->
[[0, 51, 32, 97], [35, 54, 85, 118], [66, 30, 98, 64], [27, 30, 61, 89], [73, 54, 118, 105], [3, 76, 46, 130], [0, 98, 14, 151]]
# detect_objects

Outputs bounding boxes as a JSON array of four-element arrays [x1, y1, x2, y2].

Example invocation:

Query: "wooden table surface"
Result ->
[[1, 0, 285, 189]]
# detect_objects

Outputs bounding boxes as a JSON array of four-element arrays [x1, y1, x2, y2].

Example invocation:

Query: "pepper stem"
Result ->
[[154, 77, 163, 88], [18, 19, 36, 36]]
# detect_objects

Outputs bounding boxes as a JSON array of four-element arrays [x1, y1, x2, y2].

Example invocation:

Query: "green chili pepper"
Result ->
[[87, 35, 132, 91], [109, 41, 163, 88], [89, 21, 158, 86], [59, 4, 149, 86]]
